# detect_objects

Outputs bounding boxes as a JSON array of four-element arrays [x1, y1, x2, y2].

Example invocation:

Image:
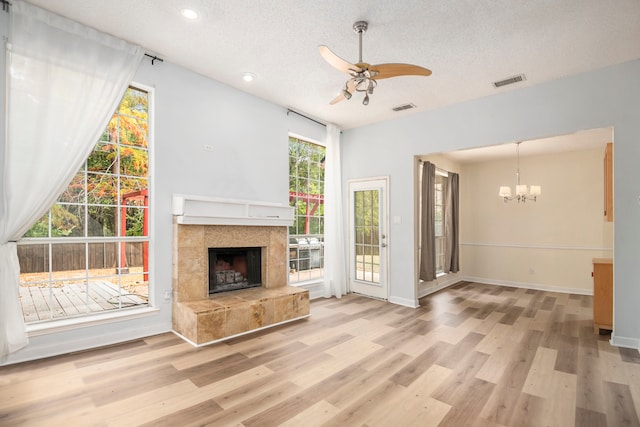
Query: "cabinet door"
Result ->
[[593, 262, 613, 333]]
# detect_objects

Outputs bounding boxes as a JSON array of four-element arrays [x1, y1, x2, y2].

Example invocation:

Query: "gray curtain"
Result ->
[[420, 162, 436, 281], [444, 172, 460, 273]]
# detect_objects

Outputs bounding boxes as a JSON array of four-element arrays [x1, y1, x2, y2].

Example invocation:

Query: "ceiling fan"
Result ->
[[320, 21, 432, 106]]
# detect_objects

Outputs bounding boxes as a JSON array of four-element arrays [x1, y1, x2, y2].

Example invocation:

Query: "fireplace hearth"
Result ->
[[172, 196, 309, 346]]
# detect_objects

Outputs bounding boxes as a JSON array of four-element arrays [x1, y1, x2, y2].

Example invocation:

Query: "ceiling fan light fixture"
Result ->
[[342, 88, 352, 100], [363, 94, 369, 105], [367, 81, 375, 94]]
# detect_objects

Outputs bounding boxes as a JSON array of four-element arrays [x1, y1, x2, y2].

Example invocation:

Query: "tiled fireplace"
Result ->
[[172, 195, 310, 346]]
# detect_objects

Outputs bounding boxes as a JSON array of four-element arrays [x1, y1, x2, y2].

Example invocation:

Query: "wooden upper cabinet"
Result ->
[[604, 142, 613, 222]]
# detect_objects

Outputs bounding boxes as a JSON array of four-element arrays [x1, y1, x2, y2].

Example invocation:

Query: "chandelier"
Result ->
[[499, 142, 541, 203]]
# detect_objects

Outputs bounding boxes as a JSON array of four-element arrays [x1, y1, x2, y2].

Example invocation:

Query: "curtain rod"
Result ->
[[144, 53, 163, 65], [287, 109, 326, 128]]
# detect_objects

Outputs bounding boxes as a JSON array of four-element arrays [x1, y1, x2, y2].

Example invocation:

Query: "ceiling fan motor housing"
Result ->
[[353, 21, 368, 34]]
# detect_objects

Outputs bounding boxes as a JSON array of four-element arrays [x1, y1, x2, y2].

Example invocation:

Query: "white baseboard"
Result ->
[[389, 295, 419, 308], [418, 276, 461, 299], [462, 276, 593, 296], [610, 333, 640, 350], [293, 281, 325, 300]]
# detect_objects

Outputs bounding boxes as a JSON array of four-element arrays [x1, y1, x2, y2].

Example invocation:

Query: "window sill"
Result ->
[[290, 278, 324, 287], [26, 306, 160, 337]]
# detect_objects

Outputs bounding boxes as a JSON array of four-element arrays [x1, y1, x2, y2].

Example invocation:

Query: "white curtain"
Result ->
[[0, 0, 143, 361], [322, 124, 347, 298]]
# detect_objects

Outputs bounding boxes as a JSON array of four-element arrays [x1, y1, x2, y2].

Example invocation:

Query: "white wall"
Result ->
[[1, 28, 324, 362], [342, 60, 640, 349], [460, 147, 612, 293]]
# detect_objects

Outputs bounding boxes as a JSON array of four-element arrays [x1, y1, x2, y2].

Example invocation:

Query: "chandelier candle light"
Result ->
[[499, 142, 541, 203]]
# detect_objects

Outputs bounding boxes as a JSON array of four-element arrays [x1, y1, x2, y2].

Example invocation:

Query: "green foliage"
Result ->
[[24, 87, 149, 239], [288, 137, 325, 236]]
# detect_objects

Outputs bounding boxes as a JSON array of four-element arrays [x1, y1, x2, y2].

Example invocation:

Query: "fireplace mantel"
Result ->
[[172, 197, 308, 346], [172, 194, 294, 227]]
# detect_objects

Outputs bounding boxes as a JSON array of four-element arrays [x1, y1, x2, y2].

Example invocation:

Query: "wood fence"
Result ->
[[18, 242, 144, 273]]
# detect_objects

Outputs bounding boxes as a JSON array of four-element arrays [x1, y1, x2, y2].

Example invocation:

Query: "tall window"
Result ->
[[434, 171, 446, 274], [288, 136, 325, 283], [17, 86, 150, 323]]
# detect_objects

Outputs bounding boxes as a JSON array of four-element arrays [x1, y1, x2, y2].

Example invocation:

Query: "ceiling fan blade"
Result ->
[[329, 79, 356, 105], [370, 63, 432, 80], [319, 45, 361, 74], [329, 93, 346, 105]]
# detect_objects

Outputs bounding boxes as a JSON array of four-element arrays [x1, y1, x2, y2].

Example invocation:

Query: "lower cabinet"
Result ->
[[592, 258, 613, 334]]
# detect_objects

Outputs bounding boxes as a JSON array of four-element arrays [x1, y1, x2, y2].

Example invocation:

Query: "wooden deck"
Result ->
[[19, 281, 148, 322]]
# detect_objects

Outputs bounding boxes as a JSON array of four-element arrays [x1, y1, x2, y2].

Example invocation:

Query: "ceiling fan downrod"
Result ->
[[353, 21, 368, 64]]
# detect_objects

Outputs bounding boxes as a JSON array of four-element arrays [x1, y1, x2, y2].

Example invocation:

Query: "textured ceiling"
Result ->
[[25, 0, 640, 131]]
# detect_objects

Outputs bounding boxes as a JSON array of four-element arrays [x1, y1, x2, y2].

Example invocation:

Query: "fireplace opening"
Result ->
[[208, 247, 262, 294]]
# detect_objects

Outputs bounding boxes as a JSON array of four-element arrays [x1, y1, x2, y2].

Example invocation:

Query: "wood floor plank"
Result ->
[[2, 282, 639, 427], [575, 406, 608, 427], [506, 392, 547, 427], [242, 366, 369, 427], [326, 350, 412, 409], [436, 331, 486, 369], [321, 380, 418, 427], [521, 346, 558, 398], [480, 329, 544, 425], [436, 377, 495, 427], [432, 351, 491, 405], [278, 399, 341, 427], [389, 340, 452, 387], [603, 380, 640, 427]]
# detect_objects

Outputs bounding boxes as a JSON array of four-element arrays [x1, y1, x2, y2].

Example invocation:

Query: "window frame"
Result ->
[[288, 134, 326, 285], [17, 82, 155, 328], [434, 169, 447, 274]]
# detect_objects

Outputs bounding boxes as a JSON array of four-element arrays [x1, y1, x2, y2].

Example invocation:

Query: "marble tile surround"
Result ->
[[172, 222, 309, 345], [173, 223, 289, 302]]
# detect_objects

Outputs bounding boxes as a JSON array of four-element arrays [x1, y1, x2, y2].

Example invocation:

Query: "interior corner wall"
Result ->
[[341, 59, 640, 349], [0, 11, 7, 221], [460, 147, 612, 293]]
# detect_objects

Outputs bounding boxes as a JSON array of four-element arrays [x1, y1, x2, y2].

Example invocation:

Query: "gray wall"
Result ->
[[342, 59, 640, 348]]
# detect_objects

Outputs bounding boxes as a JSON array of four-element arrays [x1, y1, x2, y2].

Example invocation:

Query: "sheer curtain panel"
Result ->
[[322, 124, 348, 298], [0, 0, 143, 361]]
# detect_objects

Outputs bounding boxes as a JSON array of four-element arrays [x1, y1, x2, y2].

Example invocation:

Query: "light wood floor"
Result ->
[[1, 281, 639, 426]]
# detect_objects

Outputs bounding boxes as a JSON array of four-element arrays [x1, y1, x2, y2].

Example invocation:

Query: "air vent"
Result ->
[[493, 74, 526, 88], [392, 103, 416, 112]]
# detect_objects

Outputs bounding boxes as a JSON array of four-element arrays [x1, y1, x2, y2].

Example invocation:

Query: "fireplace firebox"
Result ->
[[208, 247, 261, 294]]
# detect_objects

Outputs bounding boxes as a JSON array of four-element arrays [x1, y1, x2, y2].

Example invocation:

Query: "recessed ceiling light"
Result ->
[[180, 8, 199, 20], [242, 72, 256, 82]]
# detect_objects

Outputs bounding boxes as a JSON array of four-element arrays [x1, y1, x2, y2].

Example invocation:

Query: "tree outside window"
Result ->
[[17, 86, 150, 323]]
